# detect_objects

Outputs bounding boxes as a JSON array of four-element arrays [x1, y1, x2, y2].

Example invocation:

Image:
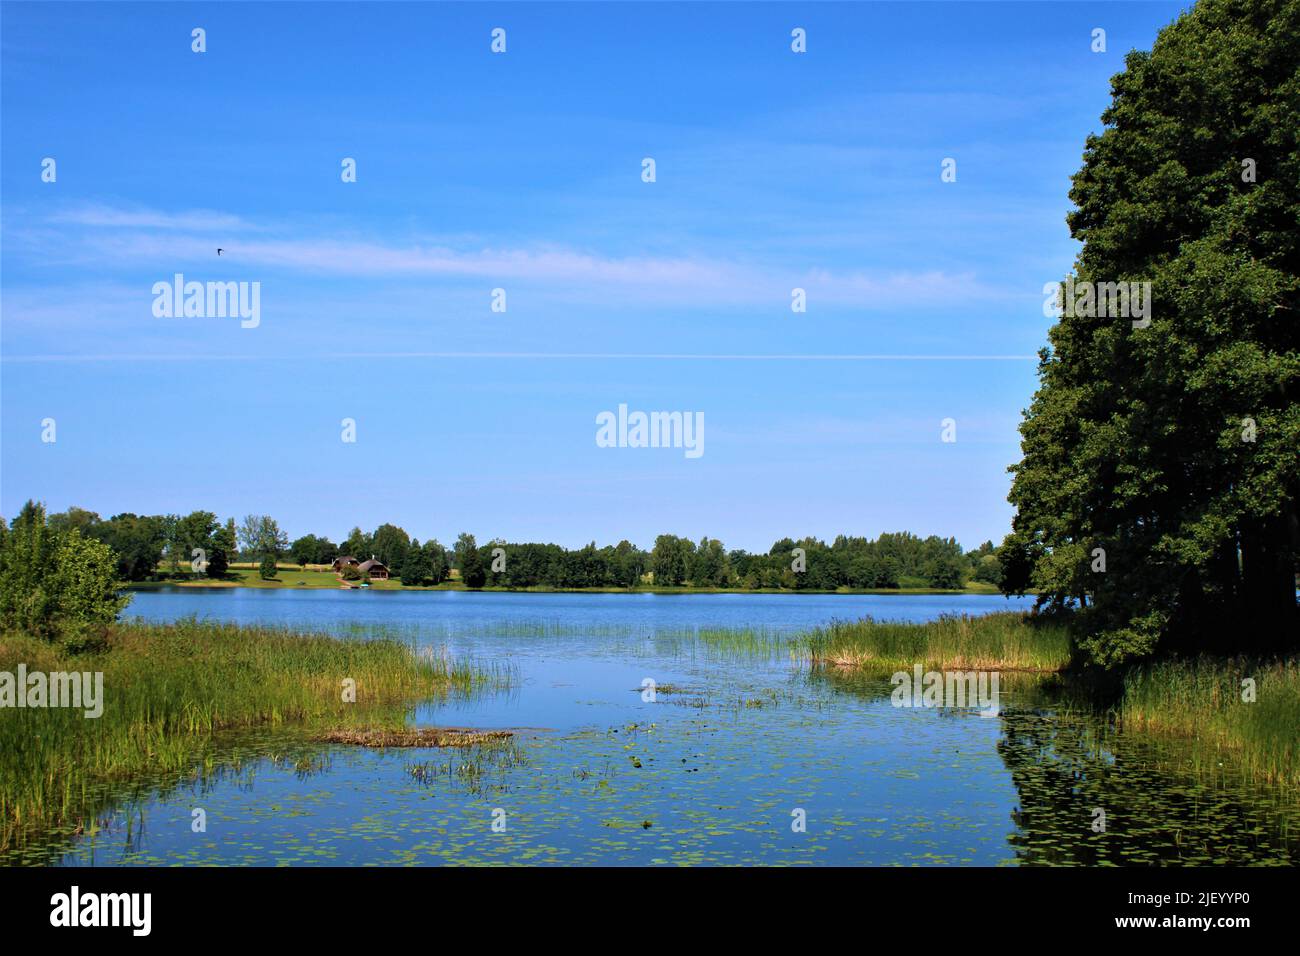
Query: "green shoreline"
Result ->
[[125, 580, 1009, 596], [123, 564, 1011, 596]]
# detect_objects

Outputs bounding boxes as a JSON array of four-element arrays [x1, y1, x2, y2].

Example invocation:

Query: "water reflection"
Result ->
[[997, 710, 1297, 865], [6, 592, 1294, 866], [815, 666, 1300, 865]]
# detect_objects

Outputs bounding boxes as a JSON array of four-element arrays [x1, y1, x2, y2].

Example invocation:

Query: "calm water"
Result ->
[[22, 590, 1300, 866]]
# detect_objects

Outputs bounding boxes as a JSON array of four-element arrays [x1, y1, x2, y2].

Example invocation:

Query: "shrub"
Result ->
[[0, 501, 128, 640]]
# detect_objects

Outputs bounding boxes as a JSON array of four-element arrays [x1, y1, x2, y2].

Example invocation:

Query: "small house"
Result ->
[[358, 557, 389, 580], [332, 556, 360, 571]]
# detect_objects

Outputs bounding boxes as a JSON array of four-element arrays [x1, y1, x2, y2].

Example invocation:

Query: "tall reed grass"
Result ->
[[1120, 657, 1300, 787], [800, 612, 1072, 671], [0, 618, 484, 846], [796, 612, 1299, 788]]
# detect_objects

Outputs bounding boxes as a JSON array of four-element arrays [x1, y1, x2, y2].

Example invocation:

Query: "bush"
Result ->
[[0, 501, 128, 640], [258, 555, 278, 580]]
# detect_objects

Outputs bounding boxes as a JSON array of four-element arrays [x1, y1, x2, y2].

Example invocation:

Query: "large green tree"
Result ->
[[1003, 0, 1299, 665], [455, 532, 487, 588], [173, 510, 218, 572], [207, 519, 237, 577], [651, 534, 693, 586], [90, 512, 167, 581], [341, 526, 372, 560], [397, 538, 430, 586], [370, 523, 411, 569], [422, 539, 450, 584], [290, 533, 337, 566], [689, 537, 730, 587], [238, 515, 288, 565]]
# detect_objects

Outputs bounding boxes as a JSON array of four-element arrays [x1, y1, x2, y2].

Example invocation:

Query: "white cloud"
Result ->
[[45, 203, 253, 232], [13, 203, 1016, 310]]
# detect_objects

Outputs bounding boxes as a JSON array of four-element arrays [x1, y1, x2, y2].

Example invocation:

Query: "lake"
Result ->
[[20, 589, 1300, 865]]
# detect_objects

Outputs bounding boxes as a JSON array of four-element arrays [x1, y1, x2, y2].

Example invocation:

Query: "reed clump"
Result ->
[[1119, 656, 1300, 787], [315, 727, 513, 748], [800, 612, 1072, 671], [0, 618, 483, 846], [796, 613, 1300, 788]]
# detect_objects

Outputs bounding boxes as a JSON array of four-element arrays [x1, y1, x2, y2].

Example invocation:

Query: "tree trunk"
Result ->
[[1240, 518, 1299, 654]]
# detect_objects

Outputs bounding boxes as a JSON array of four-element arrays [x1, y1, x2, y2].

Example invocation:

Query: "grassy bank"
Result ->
[[801, 612, 1073, 671], [126, 563, 1006, 596], [131, 564, 406, 589], [1120, 658, 1300, 787], [0, 620, 481, 847]]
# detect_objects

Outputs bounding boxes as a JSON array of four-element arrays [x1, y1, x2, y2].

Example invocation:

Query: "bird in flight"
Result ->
[[217, 248, 224, 256]]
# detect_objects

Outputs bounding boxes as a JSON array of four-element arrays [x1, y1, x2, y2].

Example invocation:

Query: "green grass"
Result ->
[[0, 619, 483, 847], [1120, 657, 1300, 787], [799, 612, 1073, 671]]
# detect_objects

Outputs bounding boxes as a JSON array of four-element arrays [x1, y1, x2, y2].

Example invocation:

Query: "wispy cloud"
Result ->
[[10, 203, 1016, 310], [44, 203, 253, 232]]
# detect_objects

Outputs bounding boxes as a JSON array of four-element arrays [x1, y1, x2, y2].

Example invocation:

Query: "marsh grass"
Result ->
[[690, 626, 799, 659], [796, 613, 1299, 790], [0, 618, 486, 847], [316, 727, 513, 747], [1120, 657, 1300, 787], [799, 612, 1072, 671], [404, 738, 528, 796]]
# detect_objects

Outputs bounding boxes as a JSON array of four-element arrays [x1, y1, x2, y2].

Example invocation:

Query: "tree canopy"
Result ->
[[18, 505, 992, 593], [1001, 0, 1299, 665]]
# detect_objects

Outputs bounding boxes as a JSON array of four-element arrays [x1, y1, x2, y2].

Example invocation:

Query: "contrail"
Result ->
[[1, 351, 1039, 363]]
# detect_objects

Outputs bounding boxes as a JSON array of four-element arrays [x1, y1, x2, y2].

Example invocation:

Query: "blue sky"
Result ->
[[1, 1, 1188, 552]]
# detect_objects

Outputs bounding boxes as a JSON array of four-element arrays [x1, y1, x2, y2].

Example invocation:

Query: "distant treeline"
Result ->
[[37, 506, 1002, 590]]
